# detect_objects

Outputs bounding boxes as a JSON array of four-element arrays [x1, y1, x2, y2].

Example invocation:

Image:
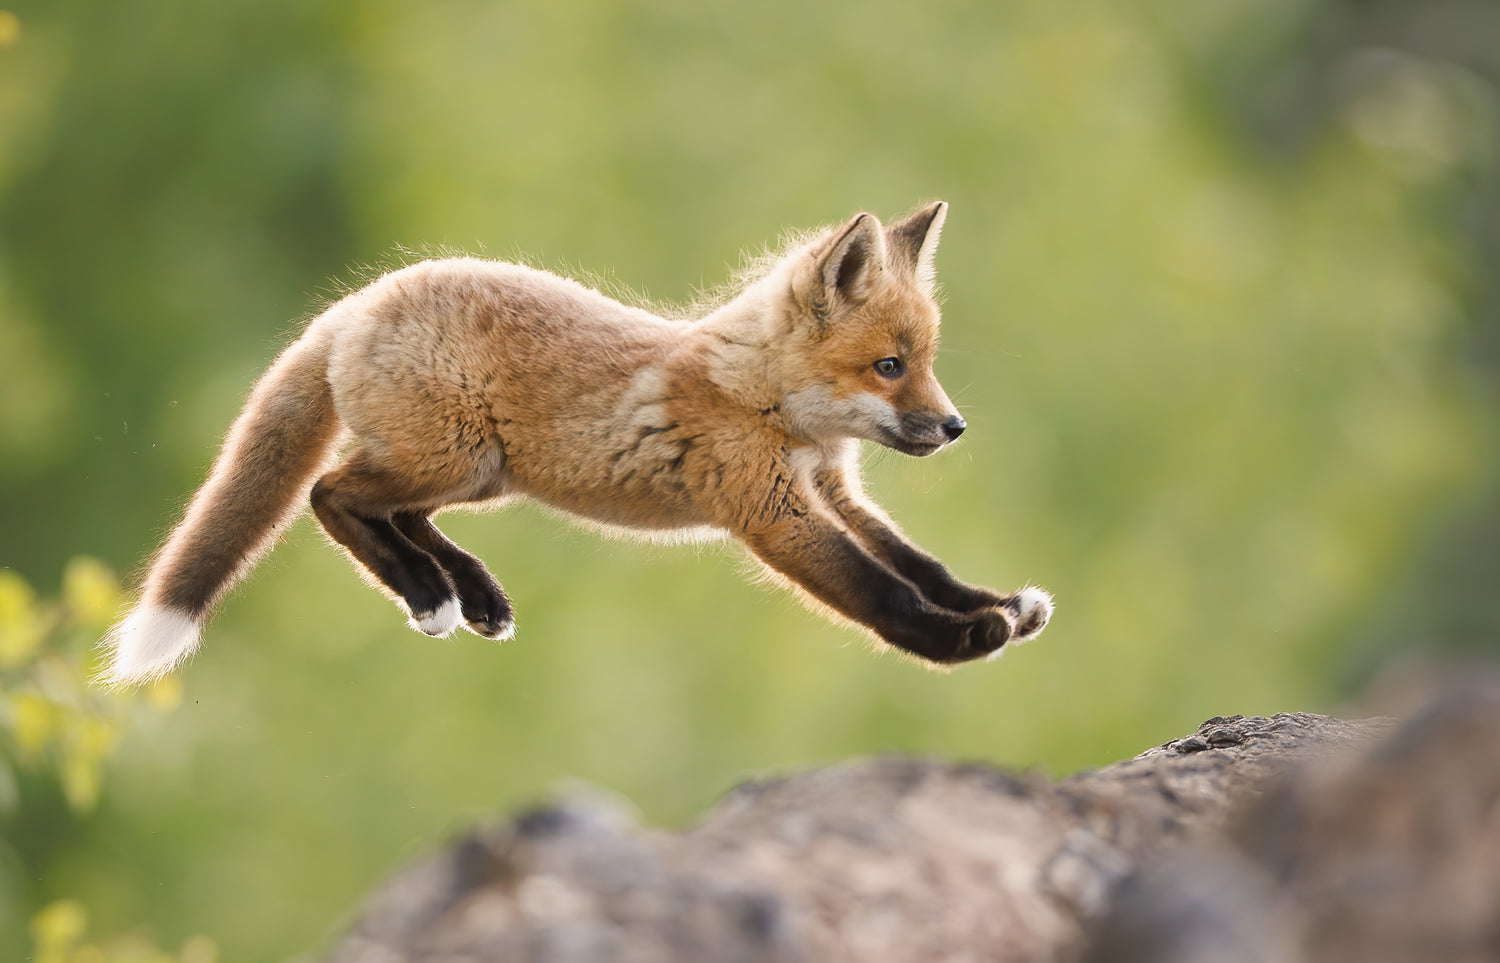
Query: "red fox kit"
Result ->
[[102, 202, 1052, 685]]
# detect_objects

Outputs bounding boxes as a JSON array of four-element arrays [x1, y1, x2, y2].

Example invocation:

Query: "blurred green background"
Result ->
[[2, 0, 1497, 959]]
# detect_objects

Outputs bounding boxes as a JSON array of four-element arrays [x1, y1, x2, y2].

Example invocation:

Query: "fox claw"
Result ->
[[464, 614, 515, 641]]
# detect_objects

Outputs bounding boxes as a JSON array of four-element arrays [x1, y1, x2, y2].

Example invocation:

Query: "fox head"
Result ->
[[781, 202, 964, 456]]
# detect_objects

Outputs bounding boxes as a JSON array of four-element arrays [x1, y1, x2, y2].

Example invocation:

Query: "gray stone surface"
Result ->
[[325, 677, 1498, 963]]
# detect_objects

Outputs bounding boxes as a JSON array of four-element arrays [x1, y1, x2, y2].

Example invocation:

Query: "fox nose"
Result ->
[[941, 416, 967, 441]]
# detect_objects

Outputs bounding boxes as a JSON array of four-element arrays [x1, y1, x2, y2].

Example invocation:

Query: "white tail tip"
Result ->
[[99, 604, 202, 687]]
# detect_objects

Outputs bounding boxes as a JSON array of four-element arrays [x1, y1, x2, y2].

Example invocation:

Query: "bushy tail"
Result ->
[[101, 333, 342, 686]]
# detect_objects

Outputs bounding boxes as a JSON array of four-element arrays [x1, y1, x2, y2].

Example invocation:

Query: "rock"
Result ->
[[1083, 678, 1500, 963], [325, 676, 1499, 963]]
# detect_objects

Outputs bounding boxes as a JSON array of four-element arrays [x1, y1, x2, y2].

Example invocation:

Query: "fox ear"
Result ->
[[818, 213, 885, 307], [885, 201, 947, 293]]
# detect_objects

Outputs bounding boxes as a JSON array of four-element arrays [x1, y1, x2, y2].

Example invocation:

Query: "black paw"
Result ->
[[465, 610, 515, 641], [901, 608, 1014, 665], [428, 554, 514, 640], [457, 582, 515, 640], [963, 607, 1016, 661]]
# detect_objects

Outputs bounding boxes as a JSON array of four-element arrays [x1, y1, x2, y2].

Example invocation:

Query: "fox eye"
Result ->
[[873, 357, 904, 378]]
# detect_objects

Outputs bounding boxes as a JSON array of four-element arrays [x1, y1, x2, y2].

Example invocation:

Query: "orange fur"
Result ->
[[101, 203, 1053, 685]]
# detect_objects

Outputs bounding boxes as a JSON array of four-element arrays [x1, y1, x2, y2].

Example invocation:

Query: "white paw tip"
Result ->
[[1012, 586, 1054, 642], [98, 604, 202, 688], [409, 596, 463, 637]]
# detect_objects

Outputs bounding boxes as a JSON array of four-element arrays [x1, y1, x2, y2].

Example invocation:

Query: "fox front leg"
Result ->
[[812, 469, 1053, 641], [742, 511, 1019, 664]]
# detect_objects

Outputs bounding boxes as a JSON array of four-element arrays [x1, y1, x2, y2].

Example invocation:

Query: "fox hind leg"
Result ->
[[392, 511, 515, 640], [310, 454, 463, 637]]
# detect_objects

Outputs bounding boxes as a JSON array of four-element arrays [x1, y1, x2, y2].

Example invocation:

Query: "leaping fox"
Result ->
[[102, 202, 1053, 686]]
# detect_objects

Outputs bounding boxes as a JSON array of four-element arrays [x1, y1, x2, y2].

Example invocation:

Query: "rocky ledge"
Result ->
[[326, 673, 1500, 963]]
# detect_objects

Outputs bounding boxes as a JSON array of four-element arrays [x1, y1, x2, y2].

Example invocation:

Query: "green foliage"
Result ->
[[0, 1, 1494, 960], [0, 558, 134, 815], [0, 562, 206, 962], [31, 898, 217, 963]]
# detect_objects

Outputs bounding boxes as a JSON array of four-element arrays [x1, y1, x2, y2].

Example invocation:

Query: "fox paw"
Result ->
[[985, 587, 1053, 660], [407, 596, 463, 637], [464, 611, 516, 641], [454, 583, 515, 641], [1008, 586, 1054, 639]]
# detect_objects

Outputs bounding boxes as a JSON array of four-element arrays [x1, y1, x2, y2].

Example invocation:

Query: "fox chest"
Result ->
[[491, 367, 797, 533]]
